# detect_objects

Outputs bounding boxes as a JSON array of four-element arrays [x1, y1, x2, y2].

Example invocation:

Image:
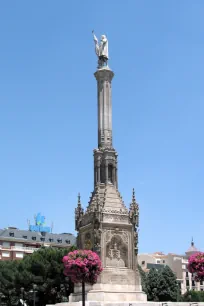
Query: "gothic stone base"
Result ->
[[69, 283, 147, 302]]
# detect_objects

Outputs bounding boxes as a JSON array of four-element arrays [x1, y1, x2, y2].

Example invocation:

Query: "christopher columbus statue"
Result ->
[[92, 31, 109, 68]]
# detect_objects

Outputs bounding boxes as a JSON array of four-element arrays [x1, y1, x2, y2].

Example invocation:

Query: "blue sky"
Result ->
[[0, 1, 203, 255]]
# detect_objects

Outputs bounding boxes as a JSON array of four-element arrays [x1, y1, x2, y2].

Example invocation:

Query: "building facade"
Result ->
[[0, 226, 76, 261], [138, 240, 203, 294]]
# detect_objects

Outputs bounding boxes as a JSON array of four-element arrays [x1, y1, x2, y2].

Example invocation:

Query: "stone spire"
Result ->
[[129, 188, 139, 255], [129, 188, 139, 228], [185, 237, 199, 257], [75, 193, 84, 231]]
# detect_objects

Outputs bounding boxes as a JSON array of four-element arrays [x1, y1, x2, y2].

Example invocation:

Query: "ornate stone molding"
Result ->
[[104, 228, 129, 245]]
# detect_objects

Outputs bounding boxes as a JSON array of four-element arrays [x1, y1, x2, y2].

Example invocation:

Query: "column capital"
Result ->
[[94, 67, 114, 81]]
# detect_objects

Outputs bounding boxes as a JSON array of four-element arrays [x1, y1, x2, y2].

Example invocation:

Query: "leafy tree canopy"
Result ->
[[157, 265, 179, 302], [141, 265, 179, 302], [138, 264, 147, 293], [182, 290, 204, 302], [0, 246, 76, 306], [146, 268, 160, 301]]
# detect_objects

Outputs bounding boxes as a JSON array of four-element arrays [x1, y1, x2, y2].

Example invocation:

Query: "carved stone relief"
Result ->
[[104, 229, 129, 244], [105, 234, 128, 268], [103, 213, 129, 223], [93, 219, 102, 254], [84, 232, 92, 250]]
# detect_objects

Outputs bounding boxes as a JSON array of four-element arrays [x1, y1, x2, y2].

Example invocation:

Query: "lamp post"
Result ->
[[20, 287, 24, 306], [0, 293, 1, 306], [33, 284, 37, 306], [8, 290, 12, 306]]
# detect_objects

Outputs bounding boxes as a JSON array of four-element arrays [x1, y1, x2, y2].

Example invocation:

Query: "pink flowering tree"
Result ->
[[63, 250, 102, 306], [188, 252, 204, 281]]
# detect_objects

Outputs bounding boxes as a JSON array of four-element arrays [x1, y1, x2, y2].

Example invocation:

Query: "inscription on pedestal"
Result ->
[[110, 274, 128, 284]]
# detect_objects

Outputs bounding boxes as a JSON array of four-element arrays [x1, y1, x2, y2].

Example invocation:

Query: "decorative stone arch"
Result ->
[[105, 234, 128, 268]]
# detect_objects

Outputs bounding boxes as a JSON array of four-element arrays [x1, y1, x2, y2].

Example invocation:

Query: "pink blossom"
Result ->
[[62, 249, 103, 285], [188, 252, 204, 282]]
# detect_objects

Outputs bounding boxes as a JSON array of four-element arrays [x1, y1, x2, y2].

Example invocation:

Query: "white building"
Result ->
[[138, 240, 203, 294]]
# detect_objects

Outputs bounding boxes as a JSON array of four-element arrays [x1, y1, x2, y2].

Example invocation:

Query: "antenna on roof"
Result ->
[[27, 219, 30, 230], [51, 222, 54, 233], [34, 214, 37, 225]]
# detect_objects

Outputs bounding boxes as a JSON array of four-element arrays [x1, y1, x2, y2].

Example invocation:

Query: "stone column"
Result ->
[[97, 164, 100, 183], [94, 68, 114, 148], [115, 166, 118, 189], [112, 166, 116, 186], [94, 166, 97, 186], [105, 160, 108, 184]]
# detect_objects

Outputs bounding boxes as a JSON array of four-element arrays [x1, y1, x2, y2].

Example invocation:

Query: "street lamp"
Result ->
[[33, 284, 37, 306], [20, 287, 24, 306], [0, 283, 1, 306], [0, 292, 3, 306]]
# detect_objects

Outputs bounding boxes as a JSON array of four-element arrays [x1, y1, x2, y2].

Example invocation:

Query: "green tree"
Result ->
[[0, 260, 19, 306], [0, 246, 76, 306], [157, 266, 179, 302], [138, 265, 147, 293], [146, 268, 159, 301], [145, 266, 179, 302], [182, 290, 204, 302]]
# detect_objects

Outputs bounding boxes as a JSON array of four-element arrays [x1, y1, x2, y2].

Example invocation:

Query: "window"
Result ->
[[9, 232, 14, 237], [2, 242, 10, 248], [200, 281, 203, 286], [23, 235, 27, 239], [163, 260, 165, 263], [186, 280, 189, 286], [16, 253, 24, 258], [201, 289, 203, 291], [186, 272, 189, 277], [57, 239, 62, 243], [100, 165, 105, 183], [32, 236, 36, 241], [15, 243, 23, 248], [49, 238, 53, 243], [40, 237, 45, 242], [192, 280, 195, 287], [108, 164, 113, 183], [157, 260, 161, 264], [65, 239, 70, 244], [141, 261, 145, 265], [2, 251, 10, 257]]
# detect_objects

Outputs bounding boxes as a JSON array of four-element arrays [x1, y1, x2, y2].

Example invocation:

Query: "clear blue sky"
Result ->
[[0, 1, 203, 255]]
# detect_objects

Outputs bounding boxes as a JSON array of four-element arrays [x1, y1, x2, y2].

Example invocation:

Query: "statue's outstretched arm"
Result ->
[[92, 31, 98, 45], [92, 30, 99, 56]]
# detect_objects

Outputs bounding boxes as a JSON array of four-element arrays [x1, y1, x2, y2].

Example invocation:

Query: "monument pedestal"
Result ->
[[69, 269, 147, 303], [70, 286, 146, 302]]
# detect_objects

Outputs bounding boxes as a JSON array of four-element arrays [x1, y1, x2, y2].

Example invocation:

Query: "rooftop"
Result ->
[[0, 227, 76, 246], [185, 239, 199, 255]]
